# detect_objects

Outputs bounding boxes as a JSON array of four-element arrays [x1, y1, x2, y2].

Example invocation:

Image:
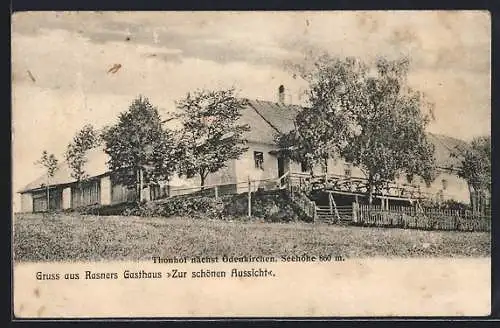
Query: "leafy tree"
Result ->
[[175, 88, 250, 187], [35, 151, 59, 210], [66, 124, 101, 181], [275, 118, 331, 175], [65, 124, 101, 206], [276, 56, 366, 173], [284, 55, 437, 203], [101, 96, 178, 201], [455, 136, 491, 212]]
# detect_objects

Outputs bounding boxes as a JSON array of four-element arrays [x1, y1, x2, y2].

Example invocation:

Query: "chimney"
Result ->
[[278, 85, 285, 104]]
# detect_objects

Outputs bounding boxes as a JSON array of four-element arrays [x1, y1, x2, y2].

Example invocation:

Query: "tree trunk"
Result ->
[[199, 168, 207, 190], [468, 184, 475, 214], [368, 176, 374, 205], [79, 182, 83, 208], [135, 169, 142, 203], [139, 167, 144, 202], [46, 174, 50, 211], [479, 192, 482, 215], [200, 174, 206, 190], [247, 176, 251, 217], [165, 178, 170, 198], [136, 169, 139, 202]]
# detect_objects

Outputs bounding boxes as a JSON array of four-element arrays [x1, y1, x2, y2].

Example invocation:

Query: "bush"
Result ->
[[224, 190, 302, 222], [420, 199, 470, 211], [69, 190, 309, 223], [123, 196, 226, 220]]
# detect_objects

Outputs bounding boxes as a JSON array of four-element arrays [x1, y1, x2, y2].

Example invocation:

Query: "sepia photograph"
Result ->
[[12, 11, 491, 318]]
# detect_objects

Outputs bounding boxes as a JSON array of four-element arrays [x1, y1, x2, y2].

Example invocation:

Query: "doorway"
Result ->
[[277, 156, 288, 186]]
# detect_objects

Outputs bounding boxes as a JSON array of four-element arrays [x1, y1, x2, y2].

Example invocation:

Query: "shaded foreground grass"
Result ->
[[13, 213, 490, 262]]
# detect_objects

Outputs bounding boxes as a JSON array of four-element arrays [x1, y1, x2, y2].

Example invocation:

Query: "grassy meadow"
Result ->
[[13, 213, 490, 262]]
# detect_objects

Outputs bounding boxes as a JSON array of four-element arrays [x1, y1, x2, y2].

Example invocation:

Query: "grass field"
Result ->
[[13, 213, 490, 262]]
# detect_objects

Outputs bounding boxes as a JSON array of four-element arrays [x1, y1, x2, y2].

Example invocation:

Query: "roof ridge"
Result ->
[[428, 132, 466, 144], [243, 97, 303, 108]]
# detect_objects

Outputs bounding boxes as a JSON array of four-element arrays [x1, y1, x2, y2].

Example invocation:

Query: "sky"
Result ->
[[11, 11, 491, 211]]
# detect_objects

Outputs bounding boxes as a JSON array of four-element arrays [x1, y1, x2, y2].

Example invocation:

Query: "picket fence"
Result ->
[[354, 204, 490, 232]]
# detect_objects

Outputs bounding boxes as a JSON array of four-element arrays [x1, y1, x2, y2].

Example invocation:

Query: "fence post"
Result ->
[[329, 192, 333, 215], [352, 202, 358, 223], [247, 177, 251, 218]]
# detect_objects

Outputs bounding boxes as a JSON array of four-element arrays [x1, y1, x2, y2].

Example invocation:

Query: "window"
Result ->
[[344, 163, 352, 178], [442, 179, 448, 191], [301, 161, 308, 173], [254, 151, 264, 170]]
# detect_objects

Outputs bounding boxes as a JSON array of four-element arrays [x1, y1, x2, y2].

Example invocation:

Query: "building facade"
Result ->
[[17, 87, 471, 212]]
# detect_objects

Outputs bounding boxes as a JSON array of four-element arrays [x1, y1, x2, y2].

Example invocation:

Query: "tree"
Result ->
[[35, 151, 59, 210], [276, 56, 366, 173], [65, 124, 101, 206], [275, 115, 333, 175], [284, 55, 437, 203], [455, 136, 491, 213], [101, 96, 178, 202], [175, 88, 250, 187]]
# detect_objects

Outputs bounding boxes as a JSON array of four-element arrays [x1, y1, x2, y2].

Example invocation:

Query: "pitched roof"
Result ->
[[244, 99, 469, 170], [19, 148, 109, 193], [238, 99, 301, 144], [427, 132, 469, 170], [246, 99, 301, 134]]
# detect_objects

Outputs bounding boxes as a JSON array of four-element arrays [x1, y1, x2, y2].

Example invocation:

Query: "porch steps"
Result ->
[[315, 206, 353, 225]]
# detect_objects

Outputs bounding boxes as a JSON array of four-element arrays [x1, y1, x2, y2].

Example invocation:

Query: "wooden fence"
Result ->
[[152, 173, 291, 217], [354, 204, 490, 232]]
